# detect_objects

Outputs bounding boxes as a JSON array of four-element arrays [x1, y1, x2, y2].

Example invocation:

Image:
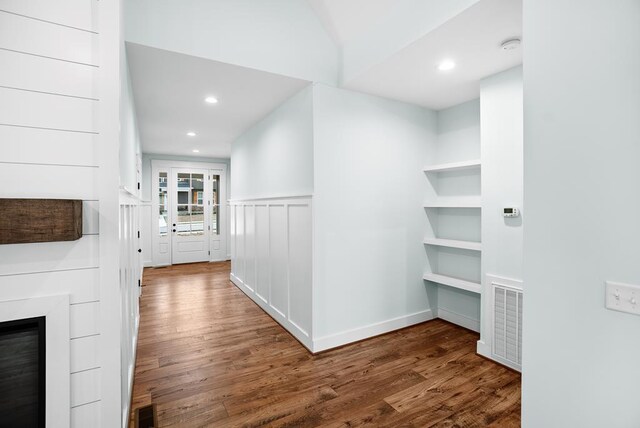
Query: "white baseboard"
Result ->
[[312, 309, 435, 353], [437, 308, 480, 332]]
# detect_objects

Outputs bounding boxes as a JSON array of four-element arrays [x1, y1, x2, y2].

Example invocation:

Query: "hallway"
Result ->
[[130, 262, 521, 427]]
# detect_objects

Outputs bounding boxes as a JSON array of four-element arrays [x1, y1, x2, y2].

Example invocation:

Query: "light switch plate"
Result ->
[[606, 281, 640, 316]]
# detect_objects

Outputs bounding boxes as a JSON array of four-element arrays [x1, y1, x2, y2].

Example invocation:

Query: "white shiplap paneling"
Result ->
[[71, 400, 101, 428], [70, 367, 101, 407], [0, 267, 99, 303], [0, 235, 99, 276], [0, 11, 98, 65], [0, 87, 97, 132], [0, 49, 97, 99], [0, 125, 98, 166], [71, 334, 100, 373], [0, 162, 98, 200], [0, 0, 99, 32], [70, 301, 99, 338]]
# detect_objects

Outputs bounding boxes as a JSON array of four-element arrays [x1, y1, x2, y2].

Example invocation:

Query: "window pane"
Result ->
[[158, 172, 168, 237], [211, 175, 220, 235], [191, 205, 204, 235], [176, 205, 191, 235], [158, 205, 168, 236]]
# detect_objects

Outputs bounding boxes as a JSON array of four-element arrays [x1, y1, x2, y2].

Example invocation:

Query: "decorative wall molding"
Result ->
[[230, 196, 313, 350]]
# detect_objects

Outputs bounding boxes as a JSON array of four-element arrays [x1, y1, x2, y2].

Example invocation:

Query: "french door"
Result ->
[[171, 168, 209, 264], [152, 161, 227, 266]]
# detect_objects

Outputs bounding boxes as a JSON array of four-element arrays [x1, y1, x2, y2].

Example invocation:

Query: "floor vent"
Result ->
[[492, 281, 523, 370], [134, 404, 158, 428]]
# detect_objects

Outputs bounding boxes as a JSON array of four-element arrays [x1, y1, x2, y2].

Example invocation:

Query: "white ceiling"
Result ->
[[307, 0, 399, 47], [315, 0, 523, 110], [126, 43, 310, 158]]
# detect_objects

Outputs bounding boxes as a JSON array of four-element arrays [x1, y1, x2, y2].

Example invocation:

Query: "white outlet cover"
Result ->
[[606, 281, 640, 316]]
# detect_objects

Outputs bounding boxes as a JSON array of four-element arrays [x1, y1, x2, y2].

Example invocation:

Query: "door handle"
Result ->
[[173, 223, 176, 227], [138, 249, 142, 253], [172, 229, 176, 233]]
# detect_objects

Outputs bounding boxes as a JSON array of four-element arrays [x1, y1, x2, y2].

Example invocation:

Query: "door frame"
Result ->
[[151, 159, 228, 266]]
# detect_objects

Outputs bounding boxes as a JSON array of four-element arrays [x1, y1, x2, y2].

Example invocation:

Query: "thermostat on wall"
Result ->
[[503, 207, 520, 217]]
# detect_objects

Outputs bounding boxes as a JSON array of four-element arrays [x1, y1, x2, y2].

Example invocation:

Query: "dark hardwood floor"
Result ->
[[130, 261, 521, 427]]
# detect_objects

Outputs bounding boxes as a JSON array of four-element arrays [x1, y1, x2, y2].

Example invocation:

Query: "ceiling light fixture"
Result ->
[[437, 60, 456, 71], [204, 96, 218, 104], [192, 149, 200, 153], [501, 38, 521, 51], [186, 131, 196, 137]]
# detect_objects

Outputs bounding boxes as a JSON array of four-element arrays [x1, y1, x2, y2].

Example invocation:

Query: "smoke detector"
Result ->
[[501, 39, 521, 51]]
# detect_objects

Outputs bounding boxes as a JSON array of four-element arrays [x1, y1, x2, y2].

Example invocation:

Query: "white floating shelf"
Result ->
[[423, 273, 481, 294], [423, 159, 481, 173], [423, 237, 481, 251], [423, 197, 481, 208]]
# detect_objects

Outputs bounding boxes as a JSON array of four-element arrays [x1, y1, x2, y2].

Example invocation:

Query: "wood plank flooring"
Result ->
[[130, 261, 521, 427]]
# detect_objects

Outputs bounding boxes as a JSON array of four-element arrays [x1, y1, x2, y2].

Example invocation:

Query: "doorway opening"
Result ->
[[152, 161, 228, 265]]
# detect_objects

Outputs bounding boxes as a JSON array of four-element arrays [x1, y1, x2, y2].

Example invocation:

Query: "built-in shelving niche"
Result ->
[[423, 161, 481, 294]]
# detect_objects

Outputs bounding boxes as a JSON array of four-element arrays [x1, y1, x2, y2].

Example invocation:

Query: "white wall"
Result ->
[[231, 85, 314, 200], [312, 84, 438, 349], [120, 55, 142, 195], [125, 0, 338, 85], [0, 1, 125, 426], [522, 1, 640, 426], [478, 66, 523, 357], [433, 99, 482, 331]]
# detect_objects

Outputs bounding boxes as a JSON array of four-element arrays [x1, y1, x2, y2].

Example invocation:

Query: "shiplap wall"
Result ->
[[230, 197, 313, 350], [0, 1, 105, 425]]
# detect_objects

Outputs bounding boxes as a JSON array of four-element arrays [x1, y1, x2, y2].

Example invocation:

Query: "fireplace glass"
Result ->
[[0, 316, 45, 428]]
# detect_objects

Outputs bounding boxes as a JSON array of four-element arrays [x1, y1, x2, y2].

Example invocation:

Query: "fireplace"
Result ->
[[0, 317, 46, 428], [0, 295, 70, 427]]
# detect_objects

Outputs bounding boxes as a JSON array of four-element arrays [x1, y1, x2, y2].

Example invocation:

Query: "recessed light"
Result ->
[[192, 149, 200, 153], [204, 96, 218, 104], [437, 60, 456, 71], [501, 38, 521, 51], [186, 131, 196, 137]]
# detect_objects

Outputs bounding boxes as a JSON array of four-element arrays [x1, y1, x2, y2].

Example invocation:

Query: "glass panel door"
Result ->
[[209, 169, 226, 261], [171, 168, 210, 264]]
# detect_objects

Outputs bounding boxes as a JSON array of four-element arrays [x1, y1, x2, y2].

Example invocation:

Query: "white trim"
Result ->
[[229, 193, 313, 202], [437, 308, 480, 332], [312, 309, 435, 353], [0, 294, 70, 427]]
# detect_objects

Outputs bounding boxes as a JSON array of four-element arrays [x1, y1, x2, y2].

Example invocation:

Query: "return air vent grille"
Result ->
[[493, 282, 523, 369]]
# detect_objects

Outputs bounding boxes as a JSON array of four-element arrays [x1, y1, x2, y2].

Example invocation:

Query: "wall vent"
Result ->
[[492, 281, 523, 370]]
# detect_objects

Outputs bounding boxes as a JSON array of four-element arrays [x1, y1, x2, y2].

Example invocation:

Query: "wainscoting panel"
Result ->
[[255, 204, 269, 303], [230, 196, 312, 350], [269, 204, 288, 318], [288, 204, 312, 337]]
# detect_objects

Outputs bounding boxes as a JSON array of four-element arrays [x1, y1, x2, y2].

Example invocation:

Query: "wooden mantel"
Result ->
[[0, 199, 83, 245]]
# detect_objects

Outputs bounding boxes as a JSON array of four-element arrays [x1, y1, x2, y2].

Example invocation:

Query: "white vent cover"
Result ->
[[492, 282, 523, 370]]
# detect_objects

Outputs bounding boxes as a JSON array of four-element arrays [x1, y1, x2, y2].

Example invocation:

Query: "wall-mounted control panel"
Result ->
[[503, 207, 520, 217], [606, 281, 640, 316]]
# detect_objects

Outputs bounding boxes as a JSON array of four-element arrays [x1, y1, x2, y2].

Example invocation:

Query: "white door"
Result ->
[[208, 169, 227, 261], [171, 168, 209, 264]]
